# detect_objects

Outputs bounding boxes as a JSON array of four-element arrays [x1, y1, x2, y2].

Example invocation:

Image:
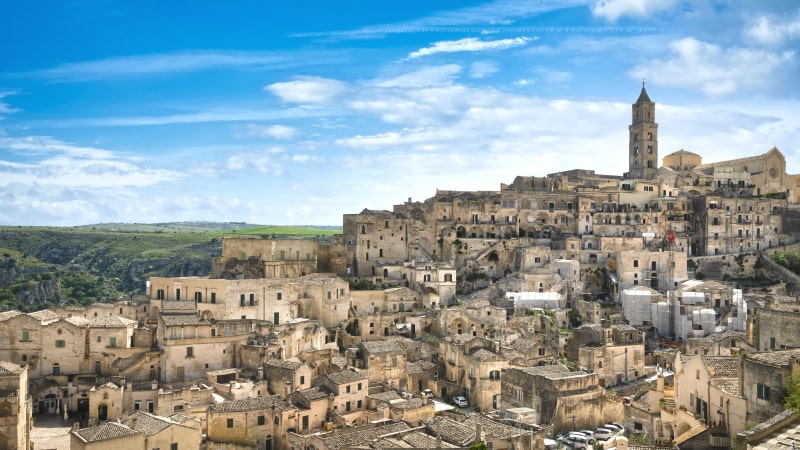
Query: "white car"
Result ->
[[452, 396, 469, 407], [594, 428, 615, 441], [564, 434, 590, 449]]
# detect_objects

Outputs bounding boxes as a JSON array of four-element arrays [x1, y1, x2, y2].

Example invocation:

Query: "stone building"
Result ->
[[264, 359, 313, 397], [626, 84, 659, 181], [310, 370, 368, 427], [748, 304, 800, 351], [574, 324, 645, 387], [741, 349, 800, 424], [0, 361, 30, 450], [122, 410, 202, 450], [212, 236, 320, 279], [71, 421, 144, 450], [207, 395, 297, 450], [501, 364, 609, 433], [351, 340, 407, 386], [672, 354, 746, 441]]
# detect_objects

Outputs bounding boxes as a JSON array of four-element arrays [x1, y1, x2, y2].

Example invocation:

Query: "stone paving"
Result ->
[[30, 414, 79, 450]]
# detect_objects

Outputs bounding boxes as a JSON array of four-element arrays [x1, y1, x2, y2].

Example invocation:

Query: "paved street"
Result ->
[[30, 415, 78, 450]]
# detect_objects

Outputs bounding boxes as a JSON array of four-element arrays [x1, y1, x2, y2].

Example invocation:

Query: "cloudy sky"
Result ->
[[1, 0, 799, 226]]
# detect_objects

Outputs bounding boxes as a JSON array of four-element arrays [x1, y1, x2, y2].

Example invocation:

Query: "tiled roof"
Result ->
[[90, 316, 137, 327], [372, 437, 412, 448], [65, 317, 91, 326], [75, 422, 140, 442], [691, 330, 745, 343], [162, 301, 198, 311], [710, 378, 741, 397], [401, 431, 458, 448], [324, 370, 367, 385], [161, 314, 205, 326], [295, 387, 330, 402], [701, 356, 740, 377], [406, 360, 437, 374], [123, 411, 174, 436], [210, 395, 292, 412], [368, 391, 402, 402], [463, 416, 527, 439], [28, 310, 60, 322], [0, 311, 21, 322], [320, 421, 410, 449], [748, 349, 800, 367], [361, 340, 405, 354], [435, 417, 474, 445], [469, 348, 503, 362], [520, 364, 571, 377], [265, 359, 303, 370]]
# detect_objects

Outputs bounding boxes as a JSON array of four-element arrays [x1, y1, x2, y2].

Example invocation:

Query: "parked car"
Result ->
[[452, 396, 469, 407], [568, 432, 594, 444], [594, 427, 615, 441], [422, 389, 433, 397], [604, 422, 624, 433], [578, 430, 595, 439], [564, 434, 590, 449]]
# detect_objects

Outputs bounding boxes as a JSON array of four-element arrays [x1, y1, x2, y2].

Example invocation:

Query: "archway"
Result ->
[[98, 403, 108, 421], [456, 226, 466, 238]]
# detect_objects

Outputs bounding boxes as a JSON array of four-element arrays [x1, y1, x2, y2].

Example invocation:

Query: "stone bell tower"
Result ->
[[628, 82, 658, 180]]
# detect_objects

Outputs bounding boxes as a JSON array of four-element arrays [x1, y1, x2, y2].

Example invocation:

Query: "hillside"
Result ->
[[0, 224, 340, 311]]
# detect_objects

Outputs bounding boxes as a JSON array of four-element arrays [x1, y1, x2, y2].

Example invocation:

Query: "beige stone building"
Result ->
[[71, 421, 144, 450], [311, 370, 368, 427], [207, 395, 297, 450], [0, 361, 30, 450], [123, 410, 202, 450]]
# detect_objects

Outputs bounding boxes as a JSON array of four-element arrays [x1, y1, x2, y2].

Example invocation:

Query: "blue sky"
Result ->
[[1, 0, 799, 226]]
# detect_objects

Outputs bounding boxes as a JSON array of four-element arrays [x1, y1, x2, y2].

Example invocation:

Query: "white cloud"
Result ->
[[629, 37, 796, 96], [265, 76, 349, 105], [240, 124, 300, 140], [226, 148, 285, 174], [408, 37, 532, 59], [0, 91, 20, 118], [747, 13, 800, 46], [29, 50, 289, 82], [591, 0, 678, 22], [469, 61, 500, 78], [369, 65, 462, 88]]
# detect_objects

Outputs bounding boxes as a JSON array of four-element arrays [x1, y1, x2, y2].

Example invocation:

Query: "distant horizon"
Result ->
[[2, 1, 799, 226]]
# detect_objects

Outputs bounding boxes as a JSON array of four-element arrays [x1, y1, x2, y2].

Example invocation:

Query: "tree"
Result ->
[[784, 374, 800, 410]]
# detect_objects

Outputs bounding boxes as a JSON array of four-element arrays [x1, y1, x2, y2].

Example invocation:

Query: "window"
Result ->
[[277, 292, 282, 300], [280, 250, 285, 260], [211, 292, 216, 303], [134, 401, 141, 411], [240, 294, 245, 306], [52, 364, 60, 376], [173, 405, 184, 412], [186, 347, 193, 357], [97, 336, 102, 342], [258, 415, 265, 425], [757, 384, 771, 400], [633, 260, 639, 268], [346, 385, 351, 393], [357, 400, 362, 409], [109, 337, 116, 348], [227, 419, 234, 428], [249, 293, 255, 306], [300, 376, 305, 385], [358, 382, 362, 391], [346, 401, 351, 412], [157, 289, 164, 300], [21, 331, 29, 342], [176, 288, 181, 300], [194, 292, 202, 302], [770, 337, 776, 349], [55, 340, 65, 348], [171, 444, 178, 450]]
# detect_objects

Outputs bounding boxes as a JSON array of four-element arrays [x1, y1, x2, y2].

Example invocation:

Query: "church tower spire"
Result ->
[[628, 82, 658, 179]]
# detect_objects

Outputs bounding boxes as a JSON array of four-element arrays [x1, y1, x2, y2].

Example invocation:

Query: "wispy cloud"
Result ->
[[408, 37, 533, 59], [746, 12, 800, 46], [265, 76, 350, 105], [26, 50, 291, 82], [591, 0, 678, 22], [469, 61, 500, 78], [239, 124, 301, 140], [369, 65, 463, 88], [0, 90, 20, 118], [629, 37, 796, 96], [0, 136, 182, 188]]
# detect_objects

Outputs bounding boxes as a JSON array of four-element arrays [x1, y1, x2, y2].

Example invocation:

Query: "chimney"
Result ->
[[475, 422, 483, 443]]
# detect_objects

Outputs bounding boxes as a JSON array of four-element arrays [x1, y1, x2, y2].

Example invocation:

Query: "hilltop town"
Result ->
[[3, 86, 800, 450]]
